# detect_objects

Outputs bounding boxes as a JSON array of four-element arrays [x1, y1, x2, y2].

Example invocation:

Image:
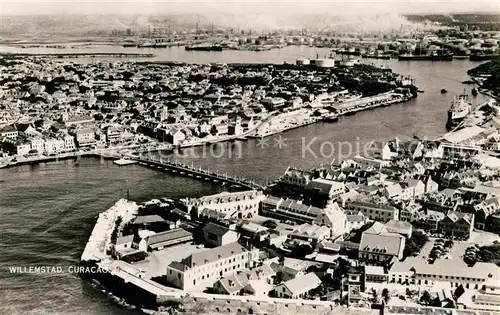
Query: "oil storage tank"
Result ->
[[313, 58, 335, 68], [296, 58, 311, 66]]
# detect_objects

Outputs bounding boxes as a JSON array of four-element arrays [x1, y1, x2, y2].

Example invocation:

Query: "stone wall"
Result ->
[[157, 292, 379, 315]]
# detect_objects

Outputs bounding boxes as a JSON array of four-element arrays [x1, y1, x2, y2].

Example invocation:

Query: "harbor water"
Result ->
[[0, 45, 490, 314]]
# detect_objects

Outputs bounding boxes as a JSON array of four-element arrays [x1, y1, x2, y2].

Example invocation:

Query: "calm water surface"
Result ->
[[0, 45, 490, 314]]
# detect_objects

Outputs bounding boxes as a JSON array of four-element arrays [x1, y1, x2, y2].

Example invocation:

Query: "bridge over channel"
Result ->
[[133, 157, 265, 191]]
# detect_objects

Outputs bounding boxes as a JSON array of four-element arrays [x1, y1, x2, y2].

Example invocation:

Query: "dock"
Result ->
[[331, 92, 410, 116], [113, 158, 138, 166]]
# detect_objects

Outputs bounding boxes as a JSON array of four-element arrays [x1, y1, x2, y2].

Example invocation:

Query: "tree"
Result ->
[[110, 216, 123, 244], [370, 288, 379, 304], [292, 243, 314, 258], [382, 288, 390, 304], [210, 125, 218, 136], [420, 290, 433, 306], [332, 258, 351, 289], [274, 271, 284, 285], [406, 288, 414, 299], [404, 230, 429, 258], [262, 220, 277, 229], [444, 240, 454, 248]]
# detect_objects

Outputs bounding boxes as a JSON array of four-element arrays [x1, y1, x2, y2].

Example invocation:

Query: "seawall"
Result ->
[[81, 199, 139, 262], [80, 201, 495, 315]]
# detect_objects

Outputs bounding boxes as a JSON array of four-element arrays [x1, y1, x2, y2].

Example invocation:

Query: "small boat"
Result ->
[[441, 89, 448, 94], [122, 43, 138, 48], [417, 89, 425, 93]]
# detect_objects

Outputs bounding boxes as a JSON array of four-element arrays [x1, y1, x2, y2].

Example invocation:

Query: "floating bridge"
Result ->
[[133, 156, 265, 190]]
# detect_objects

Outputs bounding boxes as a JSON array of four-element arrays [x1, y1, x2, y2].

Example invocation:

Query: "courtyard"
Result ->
[[449, 229, 500, 260], [131, 243, 207, 279]]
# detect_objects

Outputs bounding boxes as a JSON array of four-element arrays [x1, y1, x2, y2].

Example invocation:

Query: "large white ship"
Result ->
[[447, 93, 471, 128]]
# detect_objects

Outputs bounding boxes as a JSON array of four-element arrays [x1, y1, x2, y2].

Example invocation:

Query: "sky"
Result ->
[[0, 0, 499, 15]]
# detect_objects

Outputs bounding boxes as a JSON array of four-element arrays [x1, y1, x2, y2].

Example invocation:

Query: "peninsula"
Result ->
[[79, 95, 500, 314]]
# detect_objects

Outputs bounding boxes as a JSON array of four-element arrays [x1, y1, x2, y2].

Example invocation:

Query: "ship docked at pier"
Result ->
[[185, 44, 223, 51], [447, 93, 472, 129], [361, 51, 392, 59], [398, 52, 454, 61]]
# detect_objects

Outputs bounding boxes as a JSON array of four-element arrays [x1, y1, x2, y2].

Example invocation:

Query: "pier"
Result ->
[[331, 92, 410, 116], [134, 157, 265, 190]]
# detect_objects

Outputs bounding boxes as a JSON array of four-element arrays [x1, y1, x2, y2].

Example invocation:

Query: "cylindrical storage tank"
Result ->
[[296, 58, 310, 66], [406, 43, 416, 52], [314, 58, 335, 68], [339, 60, 355, 67], [484, 39, 498, 45]]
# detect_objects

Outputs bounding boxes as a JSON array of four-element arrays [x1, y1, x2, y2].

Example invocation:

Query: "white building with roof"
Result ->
[[456, 278, 500, 311], [313, 202, 349, 237], [384, 219, 413, 238], [213, 263, 275, 296], [166, 242, 259, 291], [183, 190, 264, 219], [345, 201, 399, 223], [358, 231, 405, 266], [289, 223, 331, 243], [390, 257, 500, 290], [260, 198, 323, 224], [274, 272, 322, 299], [306, 178, 346, 200], [279, 167, 313, 188], [71, 128, 96, 147]]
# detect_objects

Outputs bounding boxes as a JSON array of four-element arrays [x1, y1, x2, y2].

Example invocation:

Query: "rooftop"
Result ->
[[391, 257, 500, 281], [180, 242, 249, 269], [282, 272, 321, 295], [147, 228, 193, 246], [133, 214, 165, 225], [203, 222, 233, 237], [359, 231, 405, 256]]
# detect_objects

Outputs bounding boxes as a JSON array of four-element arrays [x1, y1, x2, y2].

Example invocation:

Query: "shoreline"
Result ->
[[1, 52, 155, 58], [0, 144, 142, 169], [0, 92, 415, 170]]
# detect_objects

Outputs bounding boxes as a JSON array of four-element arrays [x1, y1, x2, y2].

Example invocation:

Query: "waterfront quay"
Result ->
[[330, 92, 410, 116]]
